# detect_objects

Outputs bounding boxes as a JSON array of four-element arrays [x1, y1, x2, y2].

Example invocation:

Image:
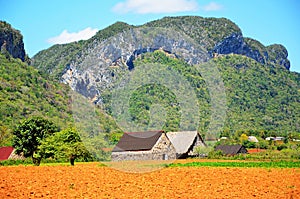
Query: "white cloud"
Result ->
[[202, 2, 222, 11], [112, 0, 199, 14], [47, 27, 98, 44]]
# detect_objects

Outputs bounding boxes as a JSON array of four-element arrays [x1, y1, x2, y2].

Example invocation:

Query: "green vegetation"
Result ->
[[32, 22, 133, 78], [167, 160, 300, 168], [0, 54, 73, 131], [32, 16, 242, 79], [37, 127, 93, 165], [31, 16, 299, 137], [101, 50, 211, 132], [1, 17, 300, 166], [198, 135, 300, 160], [205, 148, 300, 161], [217, 129, 300, 150], [104, 51, 300, 136], [91, 21, 133, 43], [11, 117, 97, 166], [0, 158, 33, 166], [0, 54, 122, 154], [12, 117, 58, 165], [215, 54, 300, 134], [32, 42, 85, 78], [128, 84, 181, 132], [144, 16, 241, 51], [0, 123, 12, 146]]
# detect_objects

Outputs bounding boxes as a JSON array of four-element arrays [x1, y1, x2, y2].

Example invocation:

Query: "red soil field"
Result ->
[[0, 162, 299, 198]]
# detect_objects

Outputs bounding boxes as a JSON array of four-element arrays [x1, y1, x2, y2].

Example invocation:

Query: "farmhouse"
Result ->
[[111, 131, 176, 161], [111, 130, 207, 161], [167, 131, 206, 158], [215, 144, 248, 156]]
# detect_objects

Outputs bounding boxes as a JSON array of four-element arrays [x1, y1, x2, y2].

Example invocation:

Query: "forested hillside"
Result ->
[[0, 54, 73, 125], [0, 54, 121, 146], [108, 51, 300, 136], [0, 54, 72, 144]]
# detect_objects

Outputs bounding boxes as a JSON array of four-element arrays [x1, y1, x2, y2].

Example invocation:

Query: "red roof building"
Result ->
[[0, 146, 14, 161]]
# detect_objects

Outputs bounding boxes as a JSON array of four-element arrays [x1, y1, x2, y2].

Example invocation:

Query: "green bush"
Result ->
[[277, 144, 288, 151], [194, 146, 213, 157], [0, 158, 33, 166], [232, 154, 247, 160], [242, 140, 256, 148], [207, 150, 224, 159]]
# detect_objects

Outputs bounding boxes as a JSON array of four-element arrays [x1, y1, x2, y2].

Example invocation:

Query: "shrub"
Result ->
[[0, 158, 33, 166], [194, 146, 213, 158], [277, 144, 288, 151], [208, 150, 223, 159]]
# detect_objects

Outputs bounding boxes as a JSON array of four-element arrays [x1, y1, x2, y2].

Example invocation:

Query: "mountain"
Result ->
[[0, 23, 121, 146], [32, 16, 291, 102], [0, 21, 27, 62], [19, 16, 300, 136], [144, 16, 290, 69]]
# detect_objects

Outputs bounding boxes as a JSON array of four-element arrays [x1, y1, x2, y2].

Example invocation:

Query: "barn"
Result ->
[[215, 144, 248, 156], [111, 131, 176, 161], [167, 131, 206, 158], [0, 146, 23, 161]]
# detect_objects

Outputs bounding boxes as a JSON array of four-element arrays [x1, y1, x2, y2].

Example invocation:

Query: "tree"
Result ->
[[239, 133, 248, 144], [12, 117, 58, 165], [37, 128, 92, 165]]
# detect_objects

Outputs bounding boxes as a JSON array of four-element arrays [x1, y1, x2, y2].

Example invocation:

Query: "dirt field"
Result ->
[[0, 161, 299, 198]]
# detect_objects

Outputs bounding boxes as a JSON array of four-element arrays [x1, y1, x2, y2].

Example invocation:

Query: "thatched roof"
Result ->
[[166, 131, 199, 154], [215, 144, 248, 155], [112, 131, 163, 152]]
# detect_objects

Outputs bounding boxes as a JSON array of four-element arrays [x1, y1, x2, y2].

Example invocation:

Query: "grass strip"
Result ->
[[166, 161, 300, 168]]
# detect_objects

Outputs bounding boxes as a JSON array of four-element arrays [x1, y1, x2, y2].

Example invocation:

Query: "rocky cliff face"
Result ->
[[212, 33, 290, 70], [32, 16, 291, 103], [61, 27, 209, 101], [0, 21, 26, 61]]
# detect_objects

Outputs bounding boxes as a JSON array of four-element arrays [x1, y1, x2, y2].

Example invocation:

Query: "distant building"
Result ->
[[248, 136, 258, 143], [0, 146, 24, 161], [218, 137, 228, 141], [274, 137, 285, 141], [167, 131, 206, 158], [111, 130, 206, 161], [265, 137, 285, 141], [265, 137, 275, 141], [111, 131, 176, 161], [215, 144, 248, 156]]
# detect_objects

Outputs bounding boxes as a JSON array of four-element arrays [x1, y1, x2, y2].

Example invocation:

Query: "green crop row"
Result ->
[[166, 160, 300, 168]]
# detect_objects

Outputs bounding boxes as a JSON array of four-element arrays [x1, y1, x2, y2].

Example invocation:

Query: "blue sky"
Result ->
[[1, 0, 299, 72]]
